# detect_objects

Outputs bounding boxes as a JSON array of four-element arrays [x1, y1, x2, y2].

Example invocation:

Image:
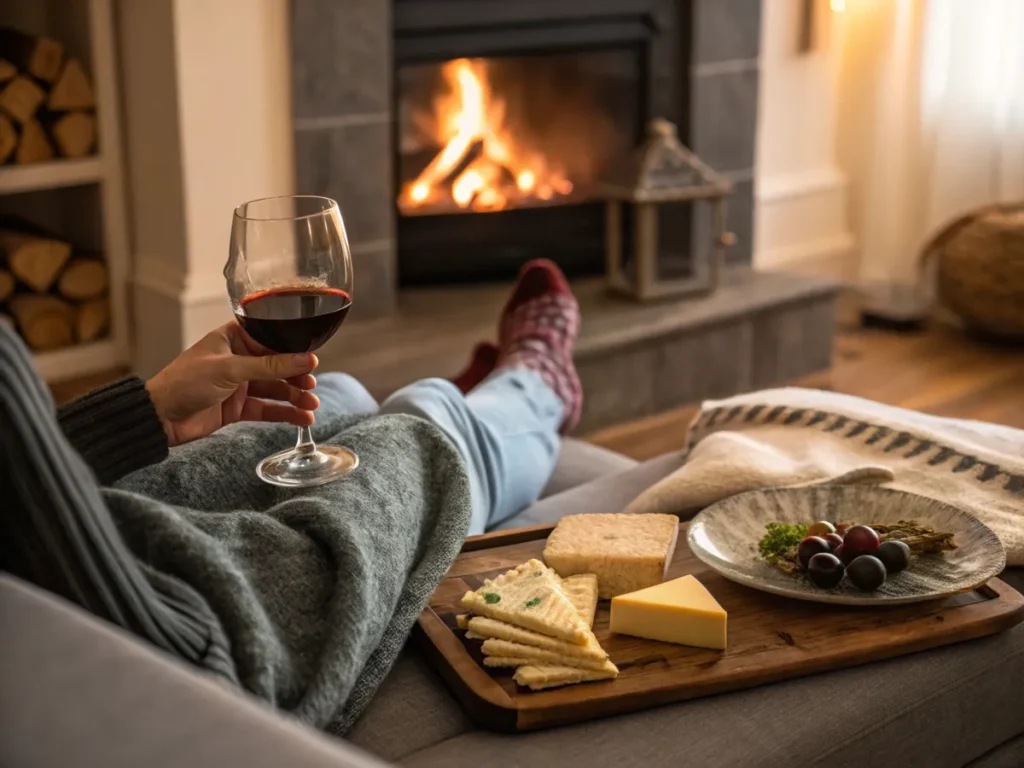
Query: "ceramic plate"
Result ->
[[687, 486, 1006, 606]]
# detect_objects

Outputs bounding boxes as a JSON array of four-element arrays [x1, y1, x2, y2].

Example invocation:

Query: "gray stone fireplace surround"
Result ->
[[287, 0, 840, 432]]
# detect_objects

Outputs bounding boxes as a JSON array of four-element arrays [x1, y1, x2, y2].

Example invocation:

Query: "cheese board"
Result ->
[[413, 521, 1024, 732]]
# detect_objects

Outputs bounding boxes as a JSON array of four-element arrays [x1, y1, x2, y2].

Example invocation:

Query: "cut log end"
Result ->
[[50, 111, 97, 158], [0, 28, 64, 83], [0, 231, 71, 291], [15, 119, 54, 164], [29, 36, 64, 82], [10, 294, 74, 351], [0, 75, 46, 124], [48, 58, 95, 111], [76, 298, 110, 343], [58, 259, 108, 300], [0, 59, 15, 83]]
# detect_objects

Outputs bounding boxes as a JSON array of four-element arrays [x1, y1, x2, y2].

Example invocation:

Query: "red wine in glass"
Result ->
[[235, 286, 351, 353]]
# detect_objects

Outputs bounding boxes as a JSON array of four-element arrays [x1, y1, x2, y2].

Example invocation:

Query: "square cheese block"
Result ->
[[543, 513, 679, 598], [610, 574, 727, 650]]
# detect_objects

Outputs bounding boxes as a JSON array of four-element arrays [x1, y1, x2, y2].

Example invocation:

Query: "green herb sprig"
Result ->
[[758, 522, 809, 561]]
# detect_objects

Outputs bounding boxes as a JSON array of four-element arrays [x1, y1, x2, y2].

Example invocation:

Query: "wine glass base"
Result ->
[[256, 445, 359, 488]]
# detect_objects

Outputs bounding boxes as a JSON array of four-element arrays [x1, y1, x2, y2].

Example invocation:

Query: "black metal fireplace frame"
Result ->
[[393, 0, 688, 285]]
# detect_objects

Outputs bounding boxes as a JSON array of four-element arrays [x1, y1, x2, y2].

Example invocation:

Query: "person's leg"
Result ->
[[380, 259, 582, 535], [309, 372, 379, 418], [379, 370, 563, 535]]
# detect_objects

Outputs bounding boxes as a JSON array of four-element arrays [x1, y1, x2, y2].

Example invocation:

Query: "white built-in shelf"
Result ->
[[0, 0, 131, 382], [32, 338, 122, 382], [0, 157, 104, 195]]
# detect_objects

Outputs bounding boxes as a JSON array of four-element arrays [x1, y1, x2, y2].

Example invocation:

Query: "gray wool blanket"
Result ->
[[104, 407, 472, 733]]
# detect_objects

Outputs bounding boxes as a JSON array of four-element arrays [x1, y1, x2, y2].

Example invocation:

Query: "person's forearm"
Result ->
[[57, 377, 169, 485]]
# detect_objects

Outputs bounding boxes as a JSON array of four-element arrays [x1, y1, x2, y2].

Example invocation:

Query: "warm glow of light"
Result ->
[[830, 0, 846, 12], [400, 58, 574, 213], [410, 183, 430, 203], [452, 170, 483, 207], [517, 170, 536, 192]]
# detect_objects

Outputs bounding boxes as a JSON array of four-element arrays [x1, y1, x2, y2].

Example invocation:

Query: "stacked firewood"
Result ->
[[0, 28, 97, 165], [0, 219, 110, 350]]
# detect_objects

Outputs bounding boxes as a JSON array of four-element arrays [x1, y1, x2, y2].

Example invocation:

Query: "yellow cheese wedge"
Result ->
[[610, 574, 727, 650]]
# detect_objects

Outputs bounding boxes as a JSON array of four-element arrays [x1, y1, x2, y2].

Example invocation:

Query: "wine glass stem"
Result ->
[[295, 425, 317, 455]]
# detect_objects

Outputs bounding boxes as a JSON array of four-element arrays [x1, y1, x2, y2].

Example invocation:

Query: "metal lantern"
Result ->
[[600, 118, 736, 302]]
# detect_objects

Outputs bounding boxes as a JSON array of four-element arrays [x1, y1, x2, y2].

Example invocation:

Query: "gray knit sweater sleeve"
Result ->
[[0, 323, 235, 680], [57, 376, 169, 485]]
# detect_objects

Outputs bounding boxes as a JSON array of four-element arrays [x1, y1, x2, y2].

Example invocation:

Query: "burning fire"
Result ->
[[399, 58, 574, 214]]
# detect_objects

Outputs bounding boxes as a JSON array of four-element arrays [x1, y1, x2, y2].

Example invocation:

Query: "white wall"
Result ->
[[119, 0, 294, 375], [754, 0, 855, 279]]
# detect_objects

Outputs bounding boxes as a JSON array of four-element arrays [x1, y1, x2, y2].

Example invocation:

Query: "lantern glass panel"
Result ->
[[656, 200, 695, 280]]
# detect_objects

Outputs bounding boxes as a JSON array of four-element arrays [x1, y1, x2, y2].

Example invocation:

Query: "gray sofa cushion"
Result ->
[[0, 576, 388, 768], [497, 451, 683, 530], [537, 438, 640, 502], [346, 649, 473, 763]]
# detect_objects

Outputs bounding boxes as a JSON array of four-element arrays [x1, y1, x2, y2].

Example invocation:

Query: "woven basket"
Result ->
[[921, 203, 1024, 340]]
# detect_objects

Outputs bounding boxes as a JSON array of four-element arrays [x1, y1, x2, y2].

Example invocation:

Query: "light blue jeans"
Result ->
[[314, 369, 564, 535]]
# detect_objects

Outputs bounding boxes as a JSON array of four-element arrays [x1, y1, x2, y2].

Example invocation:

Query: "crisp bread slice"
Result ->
[[513, 664, 618, 691], [481, 639, 618, 672], [482, 654, 618, 674], [467, 616, 607, 660], [461, 560, 588, 643]]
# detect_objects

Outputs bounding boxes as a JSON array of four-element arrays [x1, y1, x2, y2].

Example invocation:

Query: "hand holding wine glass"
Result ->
[[225, 195, 357, 487], [145, 322, 320, 447]]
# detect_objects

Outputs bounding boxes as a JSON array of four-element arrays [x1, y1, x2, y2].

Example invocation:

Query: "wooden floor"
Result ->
[[587, 322, 1024, 461]]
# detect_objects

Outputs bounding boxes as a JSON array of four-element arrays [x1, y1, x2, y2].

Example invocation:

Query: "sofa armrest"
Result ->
[[0, 575, 390, 768]]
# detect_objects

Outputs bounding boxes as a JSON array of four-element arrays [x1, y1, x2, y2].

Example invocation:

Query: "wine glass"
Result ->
[[225, 195, 357, 487]]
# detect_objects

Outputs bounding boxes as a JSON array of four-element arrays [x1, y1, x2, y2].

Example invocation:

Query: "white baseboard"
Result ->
[[755, 167, 857, 281], [757, 232, 856, 280]]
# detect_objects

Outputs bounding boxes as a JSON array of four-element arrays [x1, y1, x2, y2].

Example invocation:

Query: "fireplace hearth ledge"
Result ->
[[317, 268, 841, 433]]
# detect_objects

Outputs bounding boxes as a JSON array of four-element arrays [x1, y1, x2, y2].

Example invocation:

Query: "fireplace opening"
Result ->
[[396, 48, 644, 285]]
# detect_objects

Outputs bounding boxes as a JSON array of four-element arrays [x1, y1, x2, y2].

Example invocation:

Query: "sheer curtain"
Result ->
[[836, 0, 1024, 287]]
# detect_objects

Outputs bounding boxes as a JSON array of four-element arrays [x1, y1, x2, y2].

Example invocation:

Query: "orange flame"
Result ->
[[400, 59, 573, 214]]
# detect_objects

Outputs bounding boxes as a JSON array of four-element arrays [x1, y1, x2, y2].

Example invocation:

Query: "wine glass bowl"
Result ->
[[226, 195, 357, 487]]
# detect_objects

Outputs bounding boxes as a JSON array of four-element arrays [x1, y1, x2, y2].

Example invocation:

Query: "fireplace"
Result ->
[[290, 0, 761, 312], [288, 1, 839, 432], [392, 0, 684, 285]]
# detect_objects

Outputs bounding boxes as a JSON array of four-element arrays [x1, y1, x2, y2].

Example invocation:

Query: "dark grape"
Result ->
[[807, 553, 845, 588], [843, 525, 881, 559], [824, 533, 844, 552], [834, 544, 858, 565], [876, 540, 911, 574], [847, 555, 887, 591], [797, 536, 832, 569]]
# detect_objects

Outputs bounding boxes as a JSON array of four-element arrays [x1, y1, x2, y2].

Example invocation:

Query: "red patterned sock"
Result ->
[[497, 260, 582, 433], [451, 342, 499, 394]]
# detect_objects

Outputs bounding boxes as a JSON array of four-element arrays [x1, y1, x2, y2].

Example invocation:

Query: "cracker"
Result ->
[[513, 664, 618, 691], [482, 639, 618, 672], [461, 559, 588, 643]]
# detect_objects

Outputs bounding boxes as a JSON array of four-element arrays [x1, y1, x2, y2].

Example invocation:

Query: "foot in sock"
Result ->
[[451, 342, 499, 394], [495, 260, 582, 432]]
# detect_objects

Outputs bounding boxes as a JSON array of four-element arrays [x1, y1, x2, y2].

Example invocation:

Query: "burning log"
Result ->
[[440, 139, 483, 188]]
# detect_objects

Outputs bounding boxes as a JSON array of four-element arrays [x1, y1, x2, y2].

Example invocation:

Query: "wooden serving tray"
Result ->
[[413, 522, 1024, 732]]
